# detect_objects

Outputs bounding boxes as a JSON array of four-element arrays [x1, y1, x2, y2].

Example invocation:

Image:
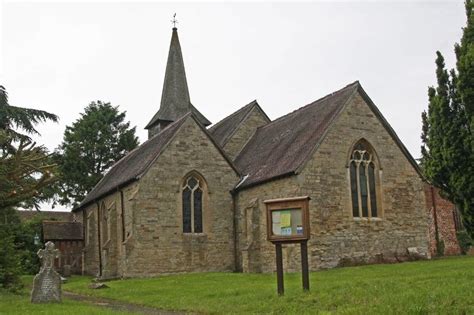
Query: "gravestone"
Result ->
[[31, 241, 62, 303]]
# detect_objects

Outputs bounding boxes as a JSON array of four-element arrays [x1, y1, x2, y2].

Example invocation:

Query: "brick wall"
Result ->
[[424, 185, 461, 256]]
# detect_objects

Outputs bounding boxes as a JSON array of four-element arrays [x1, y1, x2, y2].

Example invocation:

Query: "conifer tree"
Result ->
[[0, 86, 58, 210], [421, 1, 473, 237]]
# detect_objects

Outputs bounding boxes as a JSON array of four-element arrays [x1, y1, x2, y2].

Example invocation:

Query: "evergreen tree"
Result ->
[[421, 2, 474, 237], [454, 1, 474, 236], [0, 86, 57, 291], [55, 101, 139, 207], [0, 86, 58, 210]]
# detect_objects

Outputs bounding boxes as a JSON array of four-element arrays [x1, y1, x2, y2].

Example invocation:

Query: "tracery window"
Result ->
[[349, 140, 379, 218], [182, 174, 204, 233]]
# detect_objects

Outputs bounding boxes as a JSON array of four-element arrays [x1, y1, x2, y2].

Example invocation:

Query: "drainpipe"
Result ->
[[231, 189, 239, 272], [97, 202, 102, 277], [430, 186, 440, 255]]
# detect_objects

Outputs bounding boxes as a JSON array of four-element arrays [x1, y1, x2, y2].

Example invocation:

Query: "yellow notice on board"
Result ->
[[280, 211, 291, 228]]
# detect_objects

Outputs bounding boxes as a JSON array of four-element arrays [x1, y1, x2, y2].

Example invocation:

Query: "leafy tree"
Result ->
[[55, 101, 139, 207], [421, 2, 473, 237]]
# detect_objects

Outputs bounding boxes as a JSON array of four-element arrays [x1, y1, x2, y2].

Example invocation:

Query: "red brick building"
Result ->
[[42, 221, 84, 275], [425, 185, 462, 256]]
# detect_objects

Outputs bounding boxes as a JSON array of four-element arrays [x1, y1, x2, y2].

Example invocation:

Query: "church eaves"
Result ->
[[145, 27, 211, 134]]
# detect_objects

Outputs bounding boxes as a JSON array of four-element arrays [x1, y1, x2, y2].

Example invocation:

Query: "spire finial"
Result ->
[[171, 13, 178, 30]]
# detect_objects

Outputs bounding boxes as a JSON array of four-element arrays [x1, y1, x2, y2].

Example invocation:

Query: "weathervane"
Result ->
[[171, 13, 178, 28]]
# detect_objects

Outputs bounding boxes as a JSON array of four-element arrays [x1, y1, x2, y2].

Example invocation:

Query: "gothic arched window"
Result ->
[[182, 174, 204, 233], [349, 140, 379, 218]]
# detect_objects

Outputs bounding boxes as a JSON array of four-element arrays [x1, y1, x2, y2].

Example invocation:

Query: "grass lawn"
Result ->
[[0, 277, 137, 315], [63, 256, 474, 314]]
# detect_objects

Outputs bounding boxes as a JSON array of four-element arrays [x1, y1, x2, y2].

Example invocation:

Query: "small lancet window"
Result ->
[[182, 175, 204, 233], [349, 140, 379, 218]]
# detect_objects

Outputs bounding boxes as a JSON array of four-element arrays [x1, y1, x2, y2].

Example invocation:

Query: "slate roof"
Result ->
[[235, 82, 358, 189], [234, 81, 421, 190], [146, 28, 211, 129], [209, 100, 270, 147], [42, 221, 83, 240], [77, 114, 189, 210]]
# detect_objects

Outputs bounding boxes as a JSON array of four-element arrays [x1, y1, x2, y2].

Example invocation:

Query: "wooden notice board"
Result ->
[[265, 196, 310, 243]]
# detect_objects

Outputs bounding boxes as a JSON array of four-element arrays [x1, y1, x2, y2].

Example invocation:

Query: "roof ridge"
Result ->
[[260, 81, 359, 129], [209, 100, 257, 131]]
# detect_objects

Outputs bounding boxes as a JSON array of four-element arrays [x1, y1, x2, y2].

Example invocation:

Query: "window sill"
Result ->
[[182, 233, 207, 237], [353, 217, 383, 222]]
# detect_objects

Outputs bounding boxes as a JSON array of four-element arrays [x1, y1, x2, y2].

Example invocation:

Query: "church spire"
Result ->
[[145, 22, 211, 138]]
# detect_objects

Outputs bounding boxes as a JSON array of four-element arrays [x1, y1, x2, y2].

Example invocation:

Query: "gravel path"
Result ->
[[63, 291, 190, 315]]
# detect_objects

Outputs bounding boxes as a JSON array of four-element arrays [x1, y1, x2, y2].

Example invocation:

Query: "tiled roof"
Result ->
[[235, 82, 359, 189], [235, 81, 422, 190], [42, 221, 83, 240], [77, 114, 190, 210], [209, 100, 270, 147]]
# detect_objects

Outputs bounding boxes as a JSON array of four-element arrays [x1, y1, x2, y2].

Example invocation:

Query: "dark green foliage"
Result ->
[[0, 86, 58, 210], [55, 101, 139, 207], [0, 86, 57, 291], [436, 239, 445, 257], [421, 2, 474, 238], [456, 231, 472, 254], [0, 209, 23, 292], [0, 85, 58, 146]]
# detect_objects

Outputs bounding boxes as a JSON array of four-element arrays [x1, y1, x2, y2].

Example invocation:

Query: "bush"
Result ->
[[436, 239, 445, 257], [0, 229, 23, 292], [456, 231, 472, 255]]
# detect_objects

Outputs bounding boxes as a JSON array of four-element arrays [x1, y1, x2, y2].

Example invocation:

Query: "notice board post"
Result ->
[[265, 196, 311, 295]]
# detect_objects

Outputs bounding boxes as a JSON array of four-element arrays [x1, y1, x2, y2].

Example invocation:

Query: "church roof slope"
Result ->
[[235, 81, 422, 190], [234, 82, 360, 189], [77, 114, 189, 210], [209, 100, 270, 147]]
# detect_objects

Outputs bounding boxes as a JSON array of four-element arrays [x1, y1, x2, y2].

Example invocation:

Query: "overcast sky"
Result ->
[[1, 1, 465, 174]]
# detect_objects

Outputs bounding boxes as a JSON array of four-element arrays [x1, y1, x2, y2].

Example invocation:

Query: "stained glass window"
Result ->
[[350, 162, 359, 217], [182, 187, 192, 233], [182, 174, 205, 233], [349, 140, 379, 218], [194, 188, 203, 233]]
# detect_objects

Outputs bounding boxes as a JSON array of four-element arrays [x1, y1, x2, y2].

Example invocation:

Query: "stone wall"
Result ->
[[235, 176, 302, 273], [424, 185, 461, 256], [223, 107, 269, 160], [81, 203, 100, 276], [123, 117, 239, 277], [235, 91, 430, 272]]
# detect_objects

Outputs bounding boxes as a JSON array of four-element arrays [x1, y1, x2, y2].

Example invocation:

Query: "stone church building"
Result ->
[[75, 27, 434, 278]]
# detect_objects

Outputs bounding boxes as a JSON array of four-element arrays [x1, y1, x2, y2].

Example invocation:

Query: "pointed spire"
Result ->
[[146, 24, 211, 138]]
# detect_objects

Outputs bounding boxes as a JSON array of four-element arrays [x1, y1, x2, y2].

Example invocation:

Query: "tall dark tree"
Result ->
[[55, 101, 139, 207], [421, 1, 473, 237], [0, 86, 58, 210], [0, 85, 58, 291], [454, 1, 474, 236]]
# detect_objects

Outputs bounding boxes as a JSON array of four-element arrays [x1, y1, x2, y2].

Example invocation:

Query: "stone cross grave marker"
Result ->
[[31, 241, 62, 303]]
